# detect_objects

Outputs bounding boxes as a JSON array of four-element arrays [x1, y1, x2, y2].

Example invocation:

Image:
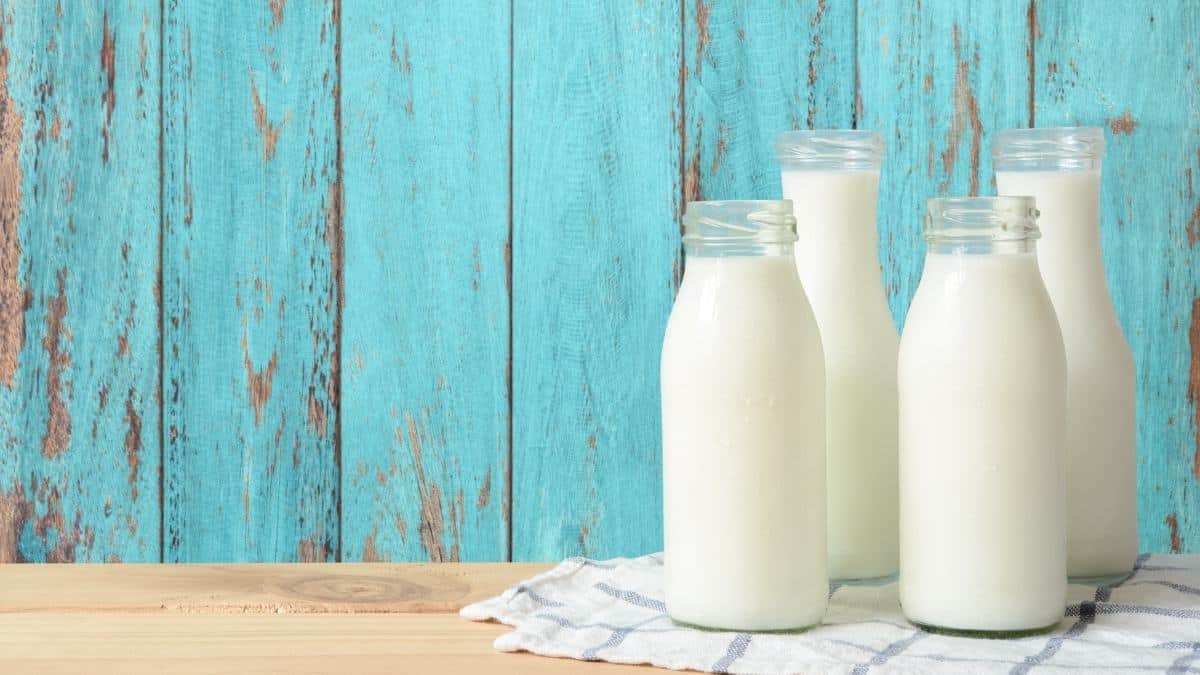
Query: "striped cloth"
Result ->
[[460, 553, 1200, 674]]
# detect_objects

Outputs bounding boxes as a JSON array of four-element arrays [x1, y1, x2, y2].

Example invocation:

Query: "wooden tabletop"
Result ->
[[0, 563, 654, 674]]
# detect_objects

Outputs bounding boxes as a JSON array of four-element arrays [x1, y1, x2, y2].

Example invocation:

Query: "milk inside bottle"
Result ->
[[899, 196, 1067, 635], [662, 200, 827, 631], [994, 127, 1137, 580], [777, 131, 898, 581]]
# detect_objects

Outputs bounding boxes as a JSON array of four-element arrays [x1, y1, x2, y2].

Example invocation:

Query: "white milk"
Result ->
[[996, 159, 1137, 579], [662, 201, 827, 631], [781, 167, 898, 581], [899, 198, 1067, 633]]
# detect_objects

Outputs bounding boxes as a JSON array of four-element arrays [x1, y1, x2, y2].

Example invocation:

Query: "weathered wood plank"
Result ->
[[0, 0, 161, 562], [511, 0, 682, 560], [1034, 0, 1200, 553], [685, 0, 856, 202], [339, 2, 510, 562], [162, 1, 339, 561], [856, 0, 1032, 327], [0, 613, 650, 674], [0, 562, 551, 613]]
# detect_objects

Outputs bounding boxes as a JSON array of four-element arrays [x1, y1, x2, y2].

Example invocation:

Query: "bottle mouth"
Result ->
[[925, 196, 1040, 242], [992, 126, 1105, 171], [776, 130, 885, 170], [683, 200, 797, 254]]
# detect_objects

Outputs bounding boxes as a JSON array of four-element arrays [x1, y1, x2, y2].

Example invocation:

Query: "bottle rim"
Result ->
[[925, 196, 1040, 242], [775, 130, 885, 170], [682, 200, 797, 250], [992, 126, 1105, 171]]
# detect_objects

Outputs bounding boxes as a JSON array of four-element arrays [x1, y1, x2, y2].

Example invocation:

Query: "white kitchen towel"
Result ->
[[461, 553, 1200, 674]]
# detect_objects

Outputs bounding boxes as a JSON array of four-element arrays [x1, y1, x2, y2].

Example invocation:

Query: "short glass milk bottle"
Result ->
[[662, 200, 827, 631], [777, 130, 898, 581], [994, 127, 1137, 581], [898, 197, 1067, 636]]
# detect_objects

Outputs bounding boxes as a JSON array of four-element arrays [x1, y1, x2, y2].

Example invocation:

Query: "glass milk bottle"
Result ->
[[662, 200, 827, 631], [994, 127, 1137, 580], [899, 197, 1067, 635], [777, 131, 898, 581]]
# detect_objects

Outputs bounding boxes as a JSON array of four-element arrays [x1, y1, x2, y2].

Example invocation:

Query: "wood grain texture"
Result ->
[[0, 0, 161, 562], [0, 613, 650, 674], [511, 0, 682, 561], [856, 0, 1032, 327], [339, 1, 510, 562], [1033, 0, 1200, 554], [685, 0, 855, 202], [162, 1, 339, 561], [0, 563, 650, 673], [0, 562, 551, 613]]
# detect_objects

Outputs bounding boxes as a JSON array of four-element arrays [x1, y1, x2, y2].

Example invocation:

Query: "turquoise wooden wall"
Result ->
[[0, 0, 1197, 562]]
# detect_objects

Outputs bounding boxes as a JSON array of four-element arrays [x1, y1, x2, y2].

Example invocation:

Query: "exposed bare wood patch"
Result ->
[[1187, 202, 1199, 248], [0, 481, 31, 562], [694, 0, 710, 73], [33, 482, 80, 562], [395, 514, 408, 542], [448, 489, 463, 562], [182, 115, 194, 225], [269, 0, 287, 28], [476, 467, 491, 510], [470, 245, 481, 291], [0, 16, 25, 388], [403, 412, 450, 561], [1190, 297, 1200, 480], [1108, 111, 1137, 135], [307, 390, 328, 437], [853, 57, 862, 124], [100, 12, 116, 162], [324, 178, 342, 453], [250, 75, 288, 161], [242, 335, 279, 426], [390, 35, 412, 73], [709, 125, 727, 176], [683, 116, 702, 204], [502, 241, 511, 295], [1026, 1, 1039, 126], [298, 536, 331, 562], [41, 268, 71, 459], [806, 0, 827, 128], [139, 10, 149, 74], [1165, 513, 1182, 552], [940, 25, 983, 195], [361, 532, 382, 562], [124, 388, 141, 501]]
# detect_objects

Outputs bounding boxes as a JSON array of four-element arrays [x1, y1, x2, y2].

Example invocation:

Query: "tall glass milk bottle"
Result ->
[[777, 131, 898, 581], [994, 127, 1137, 580], [662, 200, 827, 631], [899, 197, 1067, 635]]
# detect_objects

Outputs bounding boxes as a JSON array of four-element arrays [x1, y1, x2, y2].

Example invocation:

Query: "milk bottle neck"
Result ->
[[682, 200, 798, 258], [924, 196, 1041, 256]]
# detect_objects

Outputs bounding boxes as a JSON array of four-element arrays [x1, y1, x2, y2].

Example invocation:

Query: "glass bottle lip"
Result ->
[[925, 196, 1040, 243], [992, 126, 1105, 171], [776, 130, 885, 170], [683, 200, 797, 254]]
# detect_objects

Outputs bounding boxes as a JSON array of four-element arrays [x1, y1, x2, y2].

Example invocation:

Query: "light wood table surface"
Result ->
[[0, 563, 655, 673]]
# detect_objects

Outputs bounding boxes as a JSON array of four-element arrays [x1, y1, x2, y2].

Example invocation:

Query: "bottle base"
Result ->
[[669, 615, 820, 634], [910, 619, 1062, 639]]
